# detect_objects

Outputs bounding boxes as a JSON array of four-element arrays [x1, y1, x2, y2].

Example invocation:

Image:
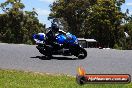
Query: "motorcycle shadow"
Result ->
[[30, 56, 80, 60]]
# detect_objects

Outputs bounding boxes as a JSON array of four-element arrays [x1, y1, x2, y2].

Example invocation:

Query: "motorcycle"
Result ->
[[33, 32, 87, 59]]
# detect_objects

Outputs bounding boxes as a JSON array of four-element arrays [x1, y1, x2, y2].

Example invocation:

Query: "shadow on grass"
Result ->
[[30, 56, 80, 60]]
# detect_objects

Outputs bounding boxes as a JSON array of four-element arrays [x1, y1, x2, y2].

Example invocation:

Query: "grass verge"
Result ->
[[0, 69, 131, 88]]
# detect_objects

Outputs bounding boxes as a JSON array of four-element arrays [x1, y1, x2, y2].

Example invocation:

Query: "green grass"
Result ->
[[0, 69, 131, 88]]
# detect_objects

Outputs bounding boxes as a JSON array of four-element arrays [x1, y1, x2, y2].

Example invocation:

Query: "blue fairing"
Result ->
[[56, 33, 78, 45], [67, 35, 77, 43], [33, 34, 45, 41], [56, 34, 67, 44], [33, 34, 37, 39], [39, 35, 45, 41]]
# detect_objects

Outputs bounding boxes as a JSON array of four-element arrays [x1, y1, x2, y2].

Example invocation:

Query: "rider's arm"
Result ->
[[58, 30, 66, 35]]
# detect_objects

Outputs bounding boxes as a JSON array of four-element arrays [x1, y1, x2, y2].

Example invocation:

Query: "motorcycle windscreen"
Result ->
[[66, 35, 77, 44], [56, 34, 67, 44], [69, 35, 77, 44]]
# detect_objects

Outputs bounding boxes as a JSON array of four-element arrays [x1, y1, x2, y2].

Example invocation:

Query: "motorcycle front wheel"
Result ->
[[77, 47, 87, 59]]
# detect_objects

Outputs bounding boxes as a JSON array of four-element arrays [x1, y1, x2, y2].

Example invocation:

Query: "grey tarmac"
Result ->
[[0, 43, 132, 76]]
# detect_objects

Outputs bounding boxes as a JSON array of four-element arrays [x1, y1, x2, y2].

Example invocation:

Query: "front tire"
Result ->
[[77, 47, 87, 59]]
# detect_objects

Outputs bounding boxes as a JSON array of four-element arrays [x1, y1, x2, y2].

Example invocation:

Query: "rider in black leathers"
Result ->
[[45, 23, 66, 49]]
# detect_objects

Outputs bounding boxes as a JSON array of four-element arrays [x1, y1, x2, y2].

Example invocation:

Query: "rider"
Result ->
[[45, 23, 66, 47]]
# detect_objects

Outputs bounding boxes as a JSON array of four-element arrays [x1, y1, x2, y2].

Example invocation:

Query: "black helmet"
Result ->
[[51, 23, 59, 32]]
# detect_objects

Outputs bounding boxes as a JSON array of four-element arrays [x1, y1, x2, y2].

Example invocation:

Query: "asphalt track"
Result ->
[[0, 43, 132, 76]]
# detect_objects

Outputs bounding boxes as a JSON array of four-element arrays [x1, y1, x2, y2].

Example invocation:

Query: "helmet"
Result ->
[[51, 23, 59, 32]]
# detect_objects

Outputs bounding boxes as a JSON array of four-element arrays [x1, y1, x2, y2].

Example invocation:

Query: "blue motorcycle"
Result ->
[[33, 32, 87, 59]]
